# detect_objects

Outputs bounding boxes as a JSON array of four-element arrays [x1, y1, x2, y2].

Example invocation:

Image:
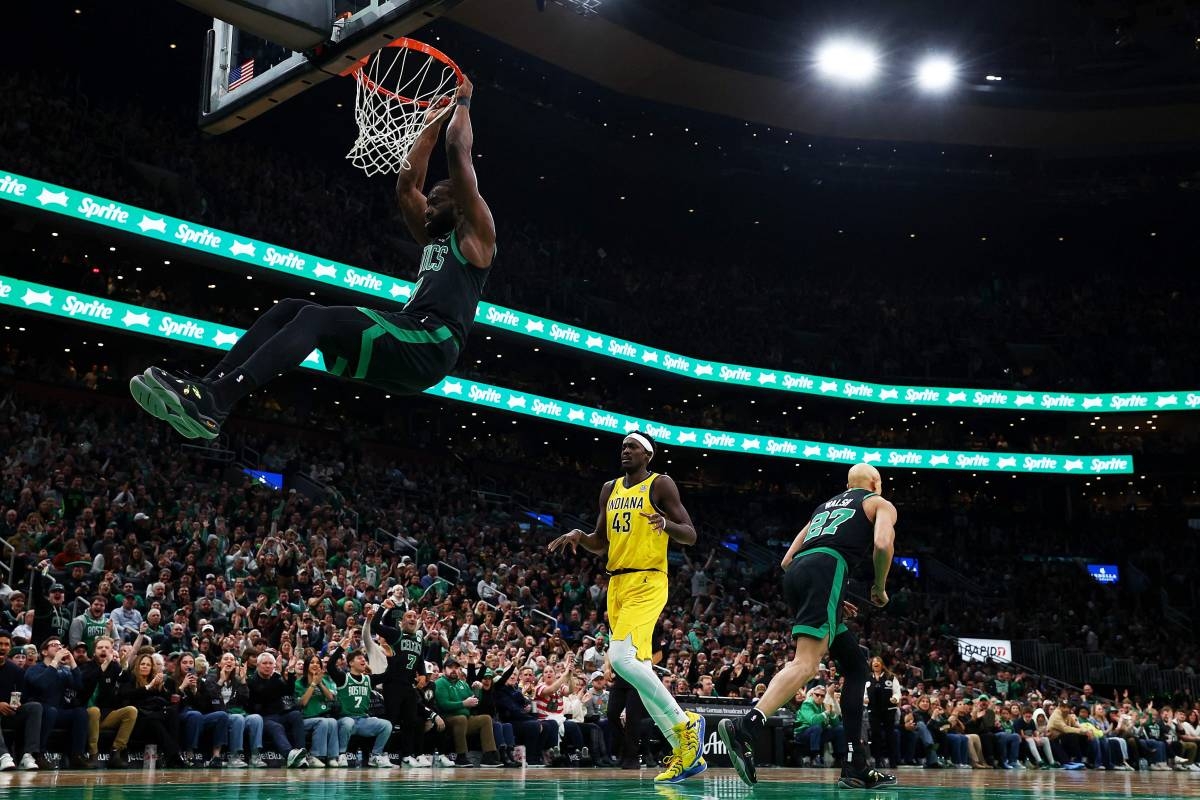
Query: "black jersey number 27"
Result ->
[[611, 512, 632, 534], [802, 509, 856, 544]]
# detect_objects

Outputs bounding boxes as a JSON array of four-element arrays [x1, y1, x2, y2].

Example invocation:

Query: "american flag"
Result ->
[[228, 58, 255, 91]]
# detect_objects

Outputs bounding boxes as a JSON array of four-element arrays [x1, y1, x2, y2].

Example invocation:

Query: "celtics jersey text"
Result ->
[[605, 473, 668, 573], [337, 672, 373, 718], [798, 487, 877, 565], [80, 613, 108, 655], [390, 630, 425, 683], [404, 229, 491, 347]]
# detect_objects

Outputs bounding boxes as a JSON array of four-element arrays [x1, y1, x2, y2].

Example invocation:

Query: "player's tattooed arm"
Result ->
[[645, 475, 697, 546]]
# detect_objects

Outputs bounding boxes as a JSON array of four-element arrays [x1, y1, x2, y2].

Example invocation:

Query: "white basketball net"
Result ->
[[346, 41, 460, 177]]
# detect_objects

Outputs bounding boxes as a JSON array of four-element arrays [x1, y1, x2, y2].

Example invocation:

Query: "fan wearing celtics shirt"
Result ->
[[325, 635, 398, 768], [365, 601, 430, 767], [128, 75, 495, 441]]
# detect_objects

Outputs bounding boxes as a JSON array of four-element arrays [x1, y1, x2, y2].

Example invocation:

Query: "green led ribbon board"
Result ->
[[0, 274, 1134, 475], [0, 170, 1192, 415]]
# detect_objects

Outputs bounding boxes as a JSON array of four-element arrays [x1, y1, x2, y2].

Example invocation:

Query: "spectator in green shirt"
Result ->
[[434, 656, 501, 767], [294, 654, 340, 766], [794, 685, 846, 767], [325, 633, 396, 769], [405, 574, 425, 604]]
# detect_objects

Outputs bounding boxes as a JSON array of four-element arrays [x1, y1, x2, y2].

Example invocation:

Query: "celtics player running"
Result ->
[[548, 432, 706, 783], [719, 463, 898, 790], [129, 76, 494, 439]]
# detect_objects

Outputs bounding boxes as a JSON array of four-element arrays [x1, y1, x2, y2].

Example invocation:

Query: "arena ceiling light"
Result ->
[[915, 56, 957, 92], [815, 39, 880, 85]]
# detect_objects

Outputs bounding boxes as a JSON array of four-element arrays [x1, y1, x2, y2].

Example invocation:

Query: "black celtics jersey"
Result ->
[[391, 630, 426, 684], [404, 229, 491, 348], [797, 487, 878, 565]]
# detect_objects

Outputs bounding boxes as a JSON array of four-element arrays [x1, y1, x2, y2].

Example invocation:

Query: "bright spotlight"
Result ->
[[916, 56, 956, 91], [816, 39, 880, 85]]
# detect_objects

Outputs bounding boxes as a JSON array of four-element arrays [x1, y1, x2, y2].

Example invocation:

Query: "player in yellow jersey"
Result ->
[[548, 431, 706, 783]]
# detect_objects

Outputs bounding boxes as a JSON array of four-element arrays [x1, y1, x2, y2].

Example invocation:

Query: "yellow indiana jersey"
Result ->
[[605, 472, 668, 573]]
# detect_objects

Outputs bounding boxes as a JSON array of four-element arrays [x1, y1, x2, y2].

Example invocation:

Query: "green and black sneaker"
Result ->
[[837, 764, 897, 790], [717, 718, 757, 786], [131, 366, 226, 440]]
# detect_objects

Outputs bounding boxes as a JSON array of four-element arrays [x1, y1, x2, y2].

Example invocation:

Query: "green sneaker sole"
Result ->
[[130, 375, 200, 439], [137, 371, 218, 440]]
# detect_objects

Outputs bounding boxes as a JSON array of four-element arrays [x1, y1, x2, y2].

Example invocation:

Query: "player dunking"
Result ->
[[548, 432, 706, 783], [129, 77, 494, 439], [718, 463, 898, 790]]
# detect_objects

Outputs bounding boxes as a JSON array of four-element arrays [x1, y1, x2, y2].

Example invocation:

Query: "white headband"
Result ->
[[625, 433, 654, 457]]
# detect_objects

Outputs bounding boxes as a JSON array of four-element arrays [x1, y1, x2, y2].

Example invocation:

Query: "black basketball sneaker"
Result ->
[[837, 764, 898, 789], [130, 366, 226, 440], [717, 718, 757, 786]]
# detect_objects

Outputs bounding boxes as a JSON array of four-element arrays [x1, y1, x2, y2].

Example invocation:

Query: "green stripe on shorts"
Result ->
[[352, 308, 454, 380], [790, 546, 847, 642], [356, 307, 453, 344]]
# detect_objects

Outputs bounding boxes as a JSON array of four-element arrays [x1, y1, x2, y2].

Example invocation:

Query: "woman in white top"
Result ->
[[1030, 708, 1058, 767], [1177, 710, 1200, 771], [1091, 703, 1133, 770], [562, 675, 612, 765]]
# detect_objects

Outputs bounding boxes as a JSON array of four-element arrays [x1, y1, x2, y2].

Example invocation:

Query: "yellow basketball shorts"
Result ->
[[607, 570, 668, 659]]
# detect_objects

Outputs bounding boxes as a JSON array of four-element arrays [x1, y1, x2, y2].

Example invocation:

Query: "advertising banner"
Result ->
[[957, 638, 1013, 663]]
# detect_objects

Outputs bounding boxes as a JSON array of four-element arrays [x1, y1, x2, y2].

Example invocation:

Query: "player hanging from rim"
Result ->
[[718, 463, 899, 791], [548, 432, 707, 783], [129, 77, 495, 439]]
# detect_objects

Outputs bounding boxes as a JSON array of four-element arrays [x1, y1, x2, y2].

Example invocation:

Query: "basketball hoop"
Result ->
[[343, 38, 464, 177]]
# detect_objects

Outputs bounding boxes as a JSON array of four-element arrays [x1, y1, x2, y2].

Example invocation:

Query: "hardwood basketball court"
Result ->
[[2, 767, 1197, 799]]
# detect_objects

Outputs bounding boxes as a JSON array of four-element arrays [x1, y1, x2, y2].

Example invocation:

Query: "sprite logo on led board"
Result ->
[[0, 274, 1136, 476], [1, 168, 1196, 415]]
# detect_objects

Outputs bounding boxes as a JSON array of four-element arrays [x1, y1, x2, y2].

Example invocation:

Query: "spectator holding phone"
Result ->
[[172, 652, 228, 766], [207, 651, 265, 767]]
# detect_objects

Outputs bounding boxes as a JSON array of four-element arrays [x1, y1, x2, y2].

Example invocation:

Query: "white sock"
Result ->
[[609, 635, 688, 748]]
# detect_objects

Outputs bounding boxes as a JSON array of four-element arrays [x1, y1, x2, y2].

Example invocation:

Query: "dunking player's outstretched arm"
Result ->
[[865, 495, 897, 607], [645, 475, 697, 546], [548, 481, 614, 556], [396, 105, 451, 246], [444, 76, 496, 268]]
